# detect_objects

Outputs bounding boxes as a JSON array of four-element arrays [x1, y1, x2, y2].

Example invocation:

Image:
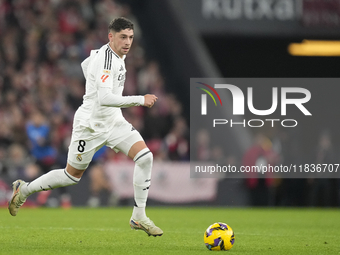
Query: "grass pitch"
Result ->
[[0, 207, 339, 254]]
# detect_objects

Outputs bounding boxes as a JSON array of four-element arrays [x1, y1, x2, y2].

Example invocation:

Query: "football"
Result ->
[[204, 222, 235, 251]]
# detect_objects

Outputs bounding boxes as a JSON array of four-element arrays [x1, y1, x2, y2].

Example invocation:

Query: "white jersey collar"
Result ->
[[107, 43, 126, 60]]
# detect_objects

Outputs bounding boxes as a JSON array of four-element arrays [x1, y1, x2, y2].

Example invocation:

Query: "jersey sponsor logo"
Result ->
[[101, 74, 109, 82], [118, 73, 125, 87]]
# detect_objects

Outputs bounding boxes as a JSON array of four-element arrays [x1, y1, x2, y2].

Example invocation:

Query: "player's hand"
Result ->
[[144, 94, 158, 108]]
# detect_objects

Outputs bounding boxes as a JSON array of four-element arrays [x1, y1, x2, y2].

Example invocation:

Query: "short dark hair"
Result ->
[[108, 17, 134, 33]]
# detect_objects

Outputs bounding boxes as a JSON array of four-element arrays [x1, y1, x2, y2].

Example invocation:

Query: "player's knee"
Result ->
[[66, 163, 85, 179], [135, 150, 153, 168]]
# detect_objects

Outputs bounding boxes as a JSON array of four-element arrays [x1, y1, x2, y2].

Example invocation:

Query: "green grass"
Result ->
[[0, 207, 339, 254]]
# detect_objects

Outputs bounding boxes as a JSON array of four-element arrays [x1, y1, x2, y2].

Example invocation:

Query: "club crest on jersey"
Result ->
[[76, 154, 82, 162]]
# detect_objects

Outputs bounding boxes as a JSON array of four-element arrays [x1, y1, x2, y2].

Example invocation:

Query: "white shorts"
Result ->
[[67, 120, 143, 170]]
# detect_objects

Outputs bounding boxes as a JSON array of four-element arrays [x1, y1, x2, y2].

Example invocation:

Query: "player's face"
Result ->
[[109, 29, 134, 58]]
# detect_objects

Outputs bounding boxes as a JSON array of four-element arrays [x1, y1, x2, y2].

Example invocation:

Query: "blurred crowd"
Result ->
[[0, 0, 189, 206]]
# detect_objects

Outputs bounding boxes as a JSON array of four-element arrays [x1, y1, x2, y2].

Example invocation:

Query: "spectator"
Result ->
[[242, 133, 279, 206], [308, 130, 337, 207], [26, 110, 57, 172]]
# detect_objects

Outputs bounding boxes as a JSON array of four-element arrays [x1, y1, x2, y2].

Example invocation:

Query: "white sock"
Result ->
[[132, 148, 152, 220], [21, 169, 80, 199], [132, 206, 147, 220]]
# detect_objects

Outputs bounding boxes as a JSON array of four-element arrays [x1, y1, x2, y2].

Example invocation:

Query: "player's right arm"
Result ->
[[81, 49, 99, 79]]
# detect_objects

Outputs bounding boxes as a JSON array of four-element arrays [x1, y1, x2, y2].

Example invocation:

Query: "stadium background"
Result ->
[[0, 0, 339, 208]]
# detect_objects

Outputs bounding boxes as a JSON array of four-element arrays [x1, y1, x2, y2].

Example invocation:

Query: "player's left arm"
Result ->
[[96, 70, 147, 108], [94, 50, 157, 108]]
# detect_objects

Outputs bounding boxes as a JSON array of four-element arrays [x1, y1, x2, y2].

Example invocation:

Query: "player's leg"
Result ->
[[21, 156, 92, 198], [113, 132, 163, 236], [128, 140, 152, 220], [8, 128, 103, 216], [8, 164, 84, 216], [128, 141, 163, 236], [34, 159, 74, 207], [113, 134, 151, 218], [23, 163, 84, 196]]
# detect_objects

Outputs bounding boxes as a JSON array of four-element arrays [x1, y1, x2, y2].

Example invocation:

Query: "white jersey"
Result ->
[[74, 43, 144, 133]]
